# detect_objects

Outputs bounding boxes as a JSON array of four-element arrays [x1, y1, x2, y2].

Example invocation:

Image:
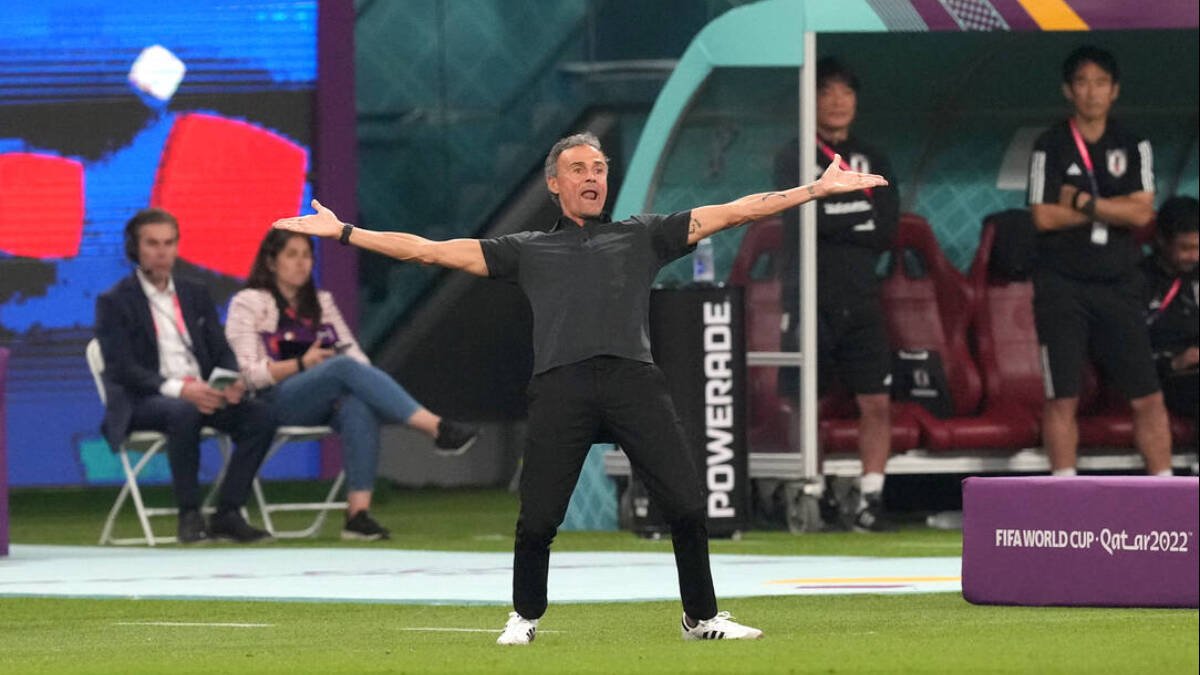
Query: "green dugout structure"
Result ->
[[606, 0, 1199, 530]]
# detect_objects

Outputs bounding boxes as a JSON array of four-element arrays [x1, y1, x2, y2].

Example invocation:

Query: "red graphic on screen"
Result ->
[[0, 153, 85, 259], [151, 113, 308, 277]]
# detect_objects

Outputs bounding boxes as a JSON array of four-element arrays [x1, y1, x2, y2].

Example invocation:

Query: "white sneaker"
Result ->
[[681, 611, 763, 640], [496, 611, 538, 646]]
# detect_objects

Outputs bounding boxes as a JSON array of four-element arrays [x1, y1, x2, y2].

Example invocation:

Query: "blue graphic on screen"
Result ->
[[0, 1, 319, 486]]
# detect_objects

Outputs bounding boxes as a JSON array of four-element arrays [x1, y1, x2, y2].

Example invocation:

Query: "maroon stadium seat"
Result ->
[[965, 213, 1193, 453], [1073, 217, 1195, 450], [1076, 368, 1196, 451], [878, 215, 985, 450], [731, 218, 791, 453], [729, 217, 921, 456], [949, 215, 1046, 449]]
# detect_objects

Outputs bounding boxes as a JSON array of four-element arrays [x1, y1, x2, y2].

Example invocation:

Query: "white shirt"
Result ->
[[136, 269, 201, 398]]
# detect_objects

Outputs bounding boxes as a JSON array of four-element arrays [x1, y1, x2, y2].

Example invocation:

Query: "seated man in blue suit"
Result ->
[[95, 208, 275, 543]]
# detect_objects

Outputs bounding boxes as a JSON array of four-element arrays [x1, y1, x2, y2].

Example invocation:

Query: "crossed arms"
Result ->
[[273, 154, 886, 276], [1031, 185, 1154, 232]]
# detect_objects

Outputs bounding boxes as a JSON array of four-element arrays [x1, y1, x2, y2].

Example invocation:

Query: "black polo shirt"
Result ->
[[479, 211, 695, 374], [1027, 118, 1154, 281]]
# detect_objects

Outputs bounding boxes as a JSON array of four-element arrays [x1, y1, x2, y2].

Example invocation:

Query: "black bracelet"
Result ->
[[1081, 196, 1097, 219], [339, 222, 354, 246], [295, 355, 306, 372]]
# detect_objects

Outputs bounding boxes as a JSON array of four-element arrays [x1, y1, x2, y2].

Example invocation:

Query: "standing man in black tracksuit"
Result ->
[[1027, 45, 1172, 476], [274, 133, 885, 646], [1141, 195, 1198, 423], [775, 57, 900, 531]]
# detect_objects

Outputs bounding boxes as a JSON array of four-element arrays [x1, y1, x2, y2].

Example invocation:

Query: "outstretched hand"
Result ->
[[815, 155, 888, 197], [272, 199, 343, 239]]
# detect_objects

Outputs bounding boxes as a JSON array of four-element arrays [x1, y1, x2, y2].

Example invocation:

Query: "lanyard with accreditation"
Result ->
[[149, 291, 193, 349], [1147, 277, 1183, 326], [1067, 118, 1109, 246]]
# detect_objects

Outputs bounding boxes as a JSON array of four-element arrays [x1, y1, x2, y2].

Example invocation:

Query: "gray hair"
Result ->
[[544, 132, 606, 205]]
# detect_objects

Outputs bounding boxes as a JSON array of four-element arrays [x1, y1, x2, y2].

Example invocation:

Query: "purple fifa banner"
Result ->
[[1, 347, 9, 556], [962, 476, 1199, 608]]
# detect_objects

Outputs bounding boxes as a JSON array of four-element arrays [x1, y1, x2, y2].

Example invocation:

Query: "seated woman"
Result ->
[[226, 230, 478, 541]]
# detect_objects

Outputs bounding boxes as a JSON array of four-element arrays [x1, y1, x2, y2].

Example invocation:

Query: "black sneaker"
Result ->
[[208, 510, 272, 543], [434, 420, 479, 457], [177, 509, 209, 544], [852, 492, 896, 533], [818, 488, 849, 532], [341, 510, 391, 541]]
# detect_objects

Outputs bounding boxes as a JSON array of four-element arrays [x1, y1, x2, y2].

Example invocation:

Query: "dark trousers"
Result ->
[[129, 395, 275, 513], [513, 356, 717, 621]]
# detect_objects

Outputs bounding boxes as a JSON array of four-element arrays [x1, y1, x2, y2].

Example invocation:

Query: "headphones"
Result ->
[[123, 218, 142, 264]]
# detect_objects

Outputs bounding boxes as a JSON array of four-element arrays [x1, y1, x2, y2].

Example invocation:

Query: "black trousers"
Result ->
[[513, 356, 717, 621], [129, 395, 276, 513]]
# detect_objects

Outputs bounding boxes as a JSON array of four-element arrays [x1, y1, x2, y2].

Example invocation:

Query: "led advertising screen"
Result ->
[[1, 1, 320, 486]]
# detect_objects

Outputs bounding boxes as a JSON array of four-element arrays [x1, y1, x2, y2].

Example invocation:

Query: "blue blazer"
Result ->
[[94, 273, 238, 451]]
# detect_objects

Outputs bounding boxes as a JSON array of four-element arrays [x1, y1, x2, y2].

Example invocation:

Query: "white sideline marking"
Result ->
[[114, 621, 273, 628], [397, 627, 563, 634]]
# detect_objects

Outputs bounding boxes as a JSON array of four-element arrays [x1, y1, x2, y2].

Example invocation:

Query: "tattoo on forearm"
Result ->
[[689, 218, 702, 234], [758, 192, 787, 202]]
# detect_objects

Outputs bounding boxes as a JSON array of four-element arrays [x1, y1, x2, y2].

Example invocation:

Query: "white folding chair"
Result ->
[[250, 426, 347, 538], [87, 338, 233, 546]]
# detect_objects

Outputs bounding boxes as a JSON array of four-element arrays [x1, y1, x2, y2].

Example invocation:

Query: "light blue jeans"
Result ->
[[270, 356, 422, 491]]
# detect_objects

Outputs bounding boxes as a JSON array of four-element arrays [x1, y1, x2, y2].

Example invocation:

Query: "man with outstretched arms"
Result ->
[[275, 132, 885, 645]]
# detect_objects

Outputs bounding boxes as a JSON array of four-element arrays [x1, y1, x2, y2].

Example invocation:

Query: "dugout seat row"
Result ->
[[732, 220, 922, 455], [731, 211, 1196, 457], [964, 211, 1194, 450]]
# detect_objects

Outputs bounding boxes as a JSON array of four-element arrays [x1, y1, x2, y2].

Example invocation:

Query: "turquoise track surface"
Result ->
[[1, 545, 961, 604]]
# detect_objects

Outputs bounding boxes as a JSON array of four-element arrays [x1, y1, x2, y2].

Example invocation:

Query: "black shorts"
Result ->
[[1162, 370, 1197, 420], [780, 299, 892, 397], [1032, 270, 1160, 401]]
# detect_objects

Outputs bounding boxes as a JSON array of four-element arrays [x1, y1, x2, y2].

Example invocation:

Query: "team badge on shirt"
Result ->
[[849, 153, 870, 174], [1106, 149, 1127, 178]]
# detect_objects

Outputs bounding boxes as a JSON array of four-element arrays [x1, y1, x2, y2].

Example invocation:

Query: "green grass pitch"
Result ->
[[2, 484, 1196, 674]]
